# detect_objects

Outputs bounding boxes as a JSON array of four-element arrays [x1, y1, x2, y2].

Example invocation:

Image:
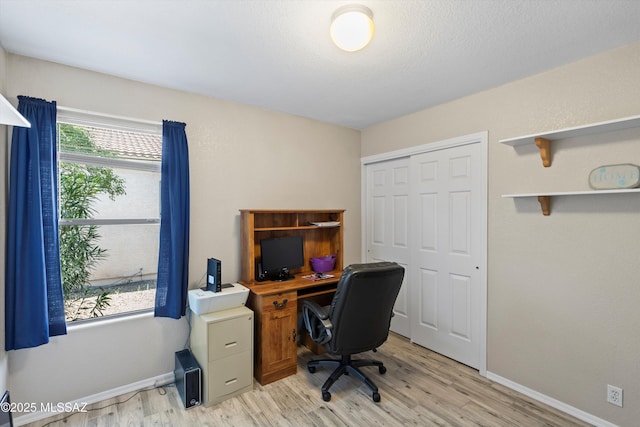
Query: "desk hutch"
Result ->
[[239, 209, 345, 385]]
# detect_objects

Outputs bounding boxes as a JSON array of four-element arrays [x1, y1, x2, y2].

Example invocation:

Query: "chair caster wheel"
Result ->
[[308, 366, 316, 373], [372, 392, 381, 402], [379, 366, 387, 374], [322, 391, 331, 402]]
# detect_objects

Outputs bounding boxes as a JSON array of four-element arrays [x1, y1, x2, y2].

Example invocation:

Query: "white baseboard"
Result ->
[[14, 372, 175, 426], [486, 371, 618, 427]]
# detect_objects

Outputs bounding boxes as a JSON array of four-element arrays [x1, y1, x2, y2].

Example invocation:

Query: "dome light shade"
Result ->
[[330, 5, 374, 52]]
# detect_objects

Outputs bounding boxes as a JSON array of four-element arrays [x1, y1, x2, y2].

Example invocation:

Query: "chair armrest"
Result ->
[[302, 300, 333, 345], [302, 300, 328, 320]]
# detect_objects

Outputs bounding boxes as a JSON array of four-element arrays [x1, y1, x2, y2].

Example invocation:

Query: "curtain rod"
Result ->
[[57, 106, 162, 126]]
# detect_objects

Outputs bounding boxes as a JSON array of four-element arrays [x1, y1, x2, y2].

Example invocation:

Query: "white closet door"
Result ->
[[365, 157, 411, 337], [409, 143, 483, 369]]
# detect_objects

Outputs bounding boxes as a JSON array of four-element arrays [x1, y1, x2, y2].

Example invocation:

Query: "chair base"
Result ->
[[307, 354, 387, 402]]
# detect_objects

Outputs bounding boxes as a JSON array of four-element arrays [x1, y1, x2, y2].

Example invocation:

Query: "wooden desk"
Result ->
[[243, 271, 341, 385]]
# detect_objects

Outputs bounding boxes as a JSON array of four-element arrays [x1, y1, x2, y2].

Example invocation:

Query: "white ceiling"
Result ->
[[0, 0, 638, 130]]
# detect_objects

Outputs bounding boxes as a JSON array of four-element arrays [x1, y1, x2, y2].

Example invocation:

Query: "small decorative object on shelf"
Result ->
[[310, 255, 336, 273], [309, 221, 341, 227], [588, 164, 640, 190]]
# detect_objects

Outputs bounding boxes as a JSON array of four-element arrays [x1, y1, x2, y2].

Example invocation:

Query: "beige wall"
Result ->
[[3, 53, 361, 411], [362, 41, 640, 426]]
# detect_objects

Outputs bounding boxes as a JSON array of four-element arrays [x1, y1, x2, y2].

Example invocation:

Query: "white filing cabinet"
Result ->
[[190, 306, 254, 406]]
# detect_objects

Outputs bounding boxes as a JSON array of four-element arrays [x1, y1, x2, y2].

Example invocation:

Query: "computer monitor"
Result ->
[[260, 235, 304, 281]]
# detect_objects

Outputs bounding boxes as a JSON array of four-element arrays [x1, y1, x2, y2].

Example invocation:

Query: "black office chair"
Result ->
[[302, 262, 405, 402]]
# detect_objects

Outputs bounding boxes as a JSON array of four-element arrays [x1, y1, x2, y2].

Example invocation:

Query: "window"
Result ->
[[57, 111, 162, 321]]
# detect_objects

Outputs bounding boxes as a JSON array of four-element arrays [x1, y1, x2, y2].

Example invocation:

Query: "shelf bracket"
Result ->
[[534, 138, 551, 167], [537, 196, 551, 216]]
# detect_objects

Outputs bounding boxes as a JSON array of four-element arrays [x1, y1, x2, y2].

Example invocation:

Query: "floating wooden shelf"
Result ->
[[499, 115, 640, 167], [501, 114, 640, 215], [502, 189, 640, 216]]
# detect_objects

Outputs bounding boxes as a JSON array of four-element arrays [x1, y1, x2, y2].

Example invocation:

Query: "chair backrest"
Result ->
[[326, 262, 405, 355]]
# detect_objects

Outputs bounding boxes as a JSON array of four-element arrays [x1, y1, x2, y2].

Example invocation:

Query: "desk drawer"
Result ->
[[260, 291, 297, 313]]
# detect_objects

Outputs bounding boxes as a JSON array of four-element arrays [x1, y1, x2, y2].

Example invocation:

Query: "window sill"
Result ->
[[67, 309, 154, 332]]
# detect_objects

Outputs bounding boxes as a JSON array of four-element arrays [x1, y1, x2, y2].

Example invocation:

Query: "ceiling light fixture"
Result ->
[[330, 4, 374, 52]]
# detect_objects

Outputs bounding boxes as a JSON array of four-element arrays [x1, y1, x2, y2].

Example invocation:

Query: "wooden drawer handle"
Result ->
[[273, 299, 288, 310]]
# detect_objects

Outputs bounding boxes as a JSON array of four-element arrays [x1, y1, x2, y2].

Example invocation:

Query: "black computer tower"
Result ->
[[174, 349, 201, 409]]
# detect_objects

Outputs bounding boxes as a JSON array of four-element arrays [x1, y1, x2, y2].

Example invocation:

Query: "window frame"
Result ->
[[57, 108, 163, 321]]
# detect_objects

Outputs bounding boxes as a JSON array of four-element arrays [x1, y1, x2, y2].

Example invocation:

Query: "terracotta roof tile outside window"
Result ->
[[87, 126, 162, 161]]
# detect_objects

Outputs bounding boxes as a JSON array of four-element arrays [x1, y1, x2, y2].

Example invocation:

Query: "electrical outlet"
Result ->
[[607, 384, 623, 407]]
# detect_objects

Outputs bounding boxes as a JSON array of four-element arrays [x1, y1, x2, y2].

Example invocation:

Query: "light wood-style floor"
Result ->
[[25, 333, 591, 426]]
